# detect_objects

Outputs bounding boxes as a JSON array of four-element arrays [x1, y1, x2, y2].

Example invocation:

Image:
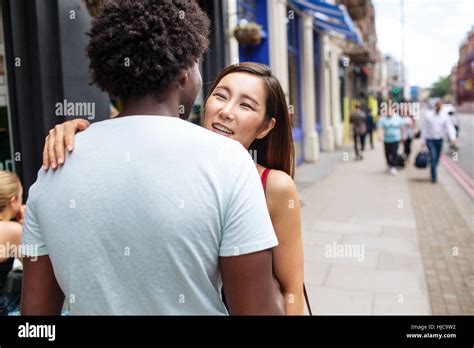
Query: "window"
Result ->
[[0, 4, 13, 171], [287, 8, 301, 130], [287, 6, 303, 164], [238, 0, 256, 22], [314, 33, 322, 135]]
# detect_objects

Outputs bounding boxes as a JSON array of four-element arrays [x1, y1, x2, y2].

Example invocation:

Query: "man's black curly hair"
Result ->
[[86, 0, 210, 100]]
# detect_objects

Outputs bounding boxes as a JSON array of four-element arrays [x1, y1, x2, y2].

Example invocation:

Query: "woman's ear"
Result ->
[[9, 195, 18, 207], [256, 117, 276, 139]]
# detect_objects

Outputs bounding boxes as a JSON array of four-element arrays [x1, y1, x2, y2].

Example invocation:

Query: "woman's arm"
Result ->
[[376, 119, 383, 141], [377, 127, 383, 141], [266, 170, 304, 315], [43, 119, 91, 170], [400, 121, 404, 142], [0, 221, 22, 262]]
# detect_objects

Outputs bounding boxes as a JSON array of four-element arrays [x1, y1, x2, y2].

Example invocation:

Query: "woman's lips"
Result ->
[[211, 128, 233, 137], [212, 123, 234, 137]]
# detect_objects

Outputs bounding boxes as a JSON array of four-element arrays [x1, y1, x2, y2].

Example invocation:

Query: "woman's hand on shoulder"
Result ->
[[43, 119, 90, 170]]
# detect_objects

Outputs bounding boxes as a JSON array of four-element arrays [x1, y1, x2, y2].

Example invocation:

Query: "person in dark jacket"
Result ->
[[350, 103, 367, 160], [365, 106, 375, 150]]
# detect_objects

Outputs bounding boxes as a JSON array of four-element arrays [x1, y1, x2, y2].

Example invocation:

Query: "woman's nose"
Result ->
[[219, 105, 235, 121]]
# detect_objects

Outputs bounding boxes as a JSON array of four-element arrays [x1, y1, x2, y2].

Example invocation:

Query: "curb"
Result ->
[[440, 154, 474, 199]]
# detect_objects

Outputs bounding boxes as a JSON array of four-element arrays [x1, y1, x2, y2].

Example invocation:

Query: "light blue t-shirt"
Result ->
[[21, 116, 278, 315], [378, 115, 404, 143]]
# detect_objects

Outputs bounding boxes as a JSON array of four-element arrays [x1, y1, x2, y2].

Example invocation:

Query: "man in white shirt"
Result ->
[[420, 101, 457, 183], [20, 0, 282, 315]]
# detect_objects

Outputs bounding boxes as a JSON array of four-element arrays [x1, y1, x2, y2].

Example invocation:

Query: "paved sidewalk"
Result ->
[[297, 144, 432, 315], [408, 153, 474, 314]]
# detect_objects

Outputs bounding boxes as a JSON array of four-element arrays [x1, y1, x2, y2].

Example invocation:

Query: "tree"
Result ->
[[429, 76, 451, 98]]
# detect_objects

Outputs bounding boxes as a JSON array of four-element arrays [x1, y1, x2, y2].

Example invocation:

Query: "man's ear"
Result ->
[[177, 70, 189, 90], [256, 117, 276, 139]]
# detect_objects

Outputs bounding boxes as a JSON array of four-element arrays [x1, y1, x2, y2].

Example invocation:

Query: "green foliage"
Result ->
[[430, 76, 451, 98]]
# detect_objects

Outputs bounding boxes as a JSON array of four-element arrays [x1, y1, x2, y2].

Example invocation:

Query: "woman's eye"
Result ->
[[241, 103, 254, 110], [213, 93, 226, 100]]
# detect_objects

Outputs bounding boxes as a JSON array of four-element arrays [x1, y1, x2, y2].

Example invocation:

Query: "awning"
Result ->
[[291, 0, 363, 45]]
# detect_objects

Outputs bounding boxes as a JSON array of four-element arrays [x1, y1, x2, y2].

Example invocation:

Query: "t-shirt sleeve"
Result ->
[[219, 145, 278, 257], [20, 171, 49, 257]]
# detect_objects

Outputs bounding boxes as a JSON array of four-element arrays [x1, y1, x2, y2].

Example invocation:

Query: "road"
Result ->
[[448, 113, 474, 179]]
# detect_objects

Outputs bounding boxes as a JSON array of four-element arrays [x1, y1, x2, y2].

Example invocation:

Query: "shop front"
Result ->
[[2, 0, 110, 194]]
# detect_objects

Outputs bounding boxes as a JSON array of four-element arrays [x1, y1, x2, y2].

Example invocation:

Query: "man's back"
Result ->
[[21, 116, 278, 314]]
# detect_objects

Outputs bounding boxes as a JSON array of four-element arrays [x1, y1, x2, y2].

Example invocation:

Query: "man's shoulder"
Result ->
[[85, 116, 241, 147], [107, 117, 250, 165], [441, 113, 451, 121], [181, 123, 249, 158]]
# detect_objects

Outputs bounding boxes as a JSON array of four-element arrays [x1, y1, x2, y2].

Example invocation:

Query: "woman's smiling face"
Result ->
[[204, 72, 275, 149]]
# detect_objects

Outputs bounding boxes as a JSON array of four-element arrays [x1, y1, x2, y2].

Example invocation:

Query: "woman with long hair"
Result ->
[[0, 171, 24, 315], [42, 62, 305, 315]]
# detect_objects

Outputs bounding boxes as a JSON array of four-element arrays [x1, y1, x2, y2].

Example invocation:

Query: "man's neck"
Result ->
[[118, 94, 181, 119]]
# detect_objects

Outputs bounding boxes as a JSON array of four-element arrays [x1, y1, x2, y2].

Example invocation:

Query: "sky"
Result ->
[[373, 0, 474, 88]]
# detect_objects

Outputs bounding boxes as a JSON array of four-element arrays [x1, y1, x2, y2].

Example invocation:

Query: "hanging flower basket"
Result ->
[[233, 22, 263, 46], [86, 0, 104, 17]]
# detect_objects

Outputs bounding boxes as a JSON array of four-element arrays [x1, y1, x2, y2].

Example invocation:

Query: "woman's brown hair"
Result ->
[[206, 62, 295, 178]]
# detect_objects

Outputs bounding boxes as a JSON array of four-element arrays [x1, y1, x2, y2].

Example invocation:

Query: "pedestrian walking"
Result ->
[[420, 101, 457, 183], [377, 106, 405, 175], [365, 106, 375, 150], [402, 114, 416, 161], [350, 103, 367, 160]]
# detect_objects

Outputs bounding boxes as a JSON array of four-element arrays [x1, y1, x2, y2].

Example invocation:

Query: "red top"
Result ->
[[260, 168, 270, 194]]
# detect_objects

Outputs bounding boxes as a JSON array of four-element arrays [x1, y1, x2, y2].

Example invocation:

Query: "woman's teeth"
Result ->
[[213, 124, 233, 135]]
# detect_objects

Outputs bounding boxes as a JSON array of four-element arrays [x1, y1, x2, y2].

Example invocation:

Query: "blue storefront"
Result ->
[[237, 0, 270, 65], [236, 0, 361, 163], [293, 0, 362, 150], [237, 0, 306, 164]]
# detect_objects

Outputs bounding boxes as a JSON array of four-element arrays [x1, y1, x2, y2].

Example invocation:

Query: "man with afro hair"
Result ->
[[20, 0, 281, 315]]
